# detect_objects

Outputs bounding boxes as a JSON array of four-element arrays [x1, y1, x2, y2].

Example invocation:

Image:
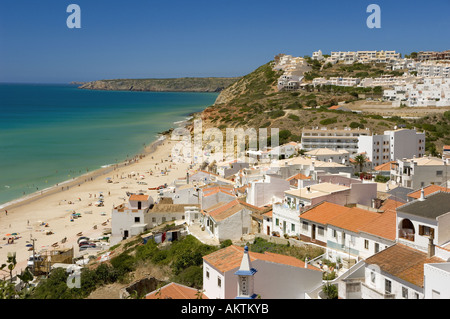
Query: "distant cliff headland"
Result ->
[[77, 77, 241, 93]]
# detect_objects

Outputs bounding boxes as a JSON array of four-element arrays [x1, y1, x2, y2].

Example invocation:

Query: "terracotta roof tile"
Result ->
[[365, 244, 445, 287], [129, 194, 150, 201], [359, 210, 397, 241], [145, 282, 208, 299], [374, 161, 396, 171], [407, 185, 450, 199], [300, 202, 349, 225]]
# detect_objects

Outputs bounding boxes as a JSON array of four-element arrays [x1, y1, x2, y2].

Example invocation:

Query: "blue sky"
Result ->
[[0, 0, 449, 83]]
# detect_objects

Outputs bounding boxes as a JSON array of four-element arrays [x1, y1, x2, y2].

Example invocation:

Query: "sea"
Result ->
[[0, 83, 218, 207]]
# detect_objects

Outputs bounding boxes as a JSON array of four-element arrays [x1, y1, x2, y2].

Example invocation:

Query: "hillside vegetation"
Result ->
[[197, 60, 450, 155]]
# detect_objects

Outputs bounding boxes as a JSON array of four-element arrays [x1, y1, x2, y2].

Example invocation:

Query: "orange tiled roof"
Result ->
[[407, 185, 450, 199], [301, 202, 394, 239], [145, 282, 208, 299], [286, 173, 311, 181], [300, 202, 350, 224], [205, 199, 244, 221], [263, 210, 273, 218], [328, 207, 381, 234], [359, 210, 397, 241], [203, 245, 321, 274], [129, 194, 150, 201], [379, 198, 404, 213], [365, 243, 445, 287], [374, 161, 396, 171]]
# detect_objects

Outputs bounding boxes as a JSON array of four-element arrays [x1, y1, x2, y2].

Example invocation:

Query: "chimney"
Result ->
[[418, 188, 425, 201], [428, 235, 435, 258]]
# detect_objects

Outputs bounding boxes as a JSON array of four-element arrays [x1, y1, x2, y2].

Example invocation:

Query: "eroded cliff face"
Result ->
[[78, 77, 240, 93]]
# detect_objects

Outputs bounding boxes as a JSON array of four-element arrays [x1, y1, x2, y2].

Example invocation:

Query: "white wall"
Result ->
[[424, 263, 450, 299], [363, 266, 423, 299], [216, 209, 252, 242], [203, 259, 323, 299], [247, 175, 290, 207]]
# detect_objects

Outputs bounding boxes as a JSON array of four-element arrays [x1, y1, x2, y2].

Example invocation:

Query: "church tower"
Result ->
[[234, 245, 258, 299]]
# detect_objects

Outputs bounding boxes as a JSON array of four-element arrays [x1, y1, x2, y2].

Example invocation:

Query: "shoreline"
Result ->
[[0, 112, 200, 274], [0, 134, 167, 213]]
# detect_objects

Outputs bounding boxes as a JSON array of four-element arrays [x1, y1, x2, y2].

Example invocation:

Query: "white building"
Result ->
[[358, 128, 426, 167], [302, 127, 371, 155], [312, 50, 324, 61], [271, 182, 377, 237], [305, 148, 349, 165], [246, 174, 290, 208], [201, 199, 253, 242], [385, 77, 450, 107], [299, 201, 396, 260], [202, 244, 323, 299], [390, 156, 448, 189], [313, 77, 361, 87], [111, 194, 154, 245]]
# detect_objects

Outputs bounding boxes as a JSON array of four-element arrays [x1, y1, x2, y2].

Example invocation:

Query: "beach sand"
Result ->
[[0, 136, 193, 277]]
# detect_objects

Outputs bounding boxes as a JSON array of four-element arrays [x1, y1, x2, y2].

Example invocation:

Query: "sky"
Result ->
[[0, 0, 449, 83]]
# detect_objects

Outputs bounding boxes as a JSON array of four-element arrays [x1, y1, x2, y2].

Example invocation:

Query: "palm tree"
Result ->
[[353, 154, 368, 173]]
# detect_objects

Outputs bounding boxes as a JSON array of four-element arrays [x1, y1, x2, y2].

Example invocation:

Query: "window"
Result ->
[[206, 270, 210, 279], [385, 279, 392, 294], [134, 217, 140, 223], [291, 223, 295, 232], [302, 221, 308, 231], [432, 290, 440, 299], [414, 292, 419, 299], [371, 271, 376, 284], [276, 218, 279, 226], [436, 171, 443, 177], [162, 217, 166, 223], [375, 243, 380, 253], [402, 287, 408, 299], [318, 226, 324, 236], [333, 229, 337, 238], [419, 225, 434, 237], [218, 277, 222, 288], [364, 240, 369, 249], [152, 217, 156, 223]]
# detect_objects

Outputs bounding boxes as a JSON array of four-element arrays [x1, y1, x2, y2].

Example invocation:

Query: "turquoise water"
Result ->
[[0, 84, 218, 206]]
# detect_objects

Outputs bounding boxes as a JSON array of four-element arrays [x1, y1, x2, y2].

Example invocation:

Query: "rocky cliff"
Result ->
[[78, 77, 240, 93]]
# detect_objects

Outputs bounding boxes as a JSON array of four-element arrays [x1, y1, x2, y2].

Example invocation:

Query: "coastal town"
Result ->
[[1, 49, 450, 301]]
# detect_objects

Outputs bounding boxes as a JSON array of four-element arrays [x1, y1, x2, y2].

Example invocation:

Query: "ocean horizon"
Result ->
[[0, 83, 218, 207]]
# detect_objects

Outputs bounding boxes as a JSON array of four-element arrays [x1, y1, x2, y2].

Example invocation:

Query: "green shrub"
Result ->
[[319, 117, 337, 125]]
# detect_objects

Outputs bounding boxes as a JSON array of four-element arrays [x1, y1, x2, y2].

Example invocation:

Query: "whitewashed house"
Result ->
[[246, 174, 290, 208], [202, 245, 323, 299], [201, 199, 253, 242], [111, 194, 154, 245], [390, 156, 448, 189]]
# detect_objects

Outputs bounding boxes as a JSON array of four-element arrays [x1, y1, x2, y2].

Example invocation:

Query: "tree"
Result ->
[[353, 154, 368, 173], [1, 252, 17, 283], [322, 283, 338, 299]]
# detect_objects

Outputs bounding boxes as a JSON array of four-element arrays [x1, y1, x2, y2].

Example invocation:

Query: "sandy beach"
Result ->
[[0, 135, 193, 277]]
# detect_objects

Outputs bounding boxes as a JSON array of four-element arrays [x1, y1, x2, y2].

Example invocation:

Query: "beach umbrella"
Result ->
[[5, 234, 11, 236], [11, 233, 17, 236], [26, 244, 33, 247]]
